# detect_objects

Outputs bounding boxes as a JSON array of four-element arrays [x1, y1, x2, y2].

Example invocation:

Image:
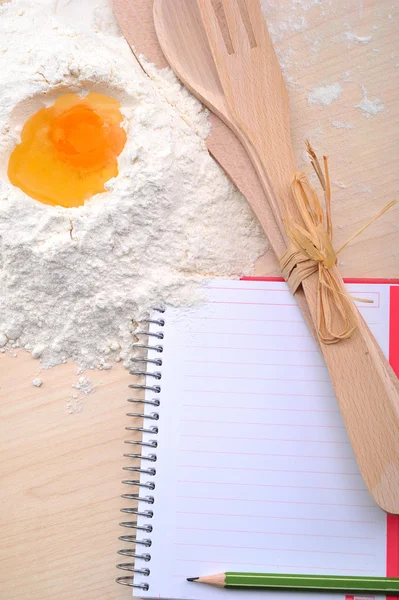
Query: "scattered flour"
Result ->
[[291, 0, 322, 10], [354, 86, 385, 116], [72, 376, 95, 395], [307, 83, 342, 106], [32, 378, 43, 387], [266, 14, 308, 43], [345, 31, 372, 45], [332, 180, 347, 189], [331, 120, 354, 130], [66, 376, 95, 414], [355, 183, 372, 194], [0, 0, 267, 371], [261, 1, 309, 45]]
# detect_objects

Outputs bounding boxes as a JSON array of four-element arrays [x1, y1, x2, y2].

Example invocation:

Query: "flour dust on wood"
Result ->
[[0, 0, 267, 370]]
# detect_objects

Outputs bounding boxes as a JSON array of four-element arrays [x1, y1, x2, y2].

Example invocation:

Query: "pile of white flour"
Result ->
[[0, 0, 267, 369]]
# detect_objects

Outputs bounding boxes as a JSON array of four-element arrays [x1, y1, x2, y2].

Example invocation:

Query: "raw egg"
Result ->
[[8, 93, 126, 208]]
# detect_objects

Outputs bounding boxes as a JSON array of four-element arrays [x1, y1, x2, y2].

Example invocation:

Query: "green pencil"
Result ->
[[187, 572, 399, 595]]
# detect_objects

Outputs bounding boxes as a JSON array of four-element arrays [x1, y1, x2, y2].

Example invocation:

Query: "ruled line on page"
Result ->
[[208, 300, 297, 307], [180, 449, 355, 459], [184, 331, 312, 338], [205, 284, 379, 298], [187, 316, 306, 323], [177, 479, 367, 492], [206, 286, 294, 292], [176, 495, 377, 509], [185, 316, 380, 325], [206, 299, 379, 308], [174, 542, 375, 557], [176, 511, 378, 524], [183, 404, 339, 413], [203, 288, 381, 307], [183, 389, 336, 398], [182, 419, 346, 429], [184, 360, 328, 368], [175, 558, 374, 574], [176, 526, 376, 541], [177, 464, 361, 476], [184, 345, 320, 353], [180, 433, 351, 445], [184, 374, 331, 383]]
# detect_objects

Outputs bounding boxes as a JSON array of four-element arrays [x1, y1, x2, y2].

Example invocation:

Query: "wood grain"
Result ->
[[196, 0, 399, 513], [121, 0, 399, 397], [1, 1, 398, 598], [0, 351, 137, 599]]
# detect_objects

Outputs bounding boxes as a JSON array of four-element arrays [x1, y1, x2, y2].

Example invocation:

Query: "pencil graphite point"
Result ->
[[187, 577, 199, 582]]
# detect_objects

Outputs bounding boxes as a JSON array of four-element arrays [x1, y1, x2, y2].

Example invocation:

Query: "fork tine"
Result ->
[[210, 0, 234, 54], [220, 0, 264, 52], [199, 0, 294, 203], [198, 0, 236, 57], [227, 0, 276, 55], [199, 0, 250, 56], [219, 0, 250, 53]]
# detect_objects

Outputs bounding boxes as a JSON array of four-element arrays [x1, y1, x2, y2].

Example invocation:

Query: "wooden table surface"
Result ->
[[0, 1, 398, 599]]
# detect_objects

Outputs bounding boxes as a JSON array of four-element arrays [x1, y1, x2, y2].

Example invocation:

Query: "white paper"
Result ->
[[134, 281, 392, 600]]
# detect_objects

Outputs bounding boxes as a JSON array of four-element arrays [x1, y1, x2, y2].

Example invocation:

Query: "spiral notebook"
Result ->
[[119, 278, 399, 600]]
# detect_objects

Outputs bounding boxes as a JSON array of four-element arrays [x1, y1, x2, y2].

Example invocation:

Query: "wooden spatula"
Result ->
[[194, 0, 399, 513]]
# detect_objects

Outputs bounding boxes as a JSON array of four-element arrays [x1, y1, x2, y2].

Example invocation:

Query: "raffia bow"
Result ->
[[279, 142, 396, 345]]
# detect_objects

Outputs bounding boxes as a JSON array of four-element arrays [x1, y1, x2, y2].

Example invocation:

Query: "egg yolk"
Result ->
[[8, 93, 127, 208]]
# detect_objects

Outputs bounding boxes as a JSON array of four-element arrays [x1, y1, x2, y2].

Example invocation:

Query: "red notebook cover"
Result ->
[[387, 283, 399, 600], [243, 277, 399, 599]]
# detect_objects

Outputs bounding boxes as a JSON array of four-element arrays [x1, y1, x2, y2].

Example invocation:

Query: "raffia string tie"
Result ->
[[279, 142, 397, 345]]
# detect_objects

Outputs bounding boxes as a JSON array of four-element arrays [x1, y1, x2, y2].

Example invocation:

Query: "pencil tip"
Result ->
[[187, 577, 199, 582]]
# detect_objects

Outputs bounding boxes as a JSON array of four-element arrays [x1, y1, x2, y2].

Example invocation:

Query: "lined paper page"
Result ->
[[137, 280, 391, 600]]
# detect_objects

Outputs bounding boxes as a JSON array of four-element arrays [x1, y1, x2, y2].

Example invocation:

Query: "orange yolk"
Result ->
[[8, 93, 127, 208]]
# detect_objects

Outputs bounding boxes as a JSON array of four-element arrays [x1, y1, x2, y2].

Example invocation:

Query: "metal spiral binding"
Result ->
[[116, 309, 165, 591]]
